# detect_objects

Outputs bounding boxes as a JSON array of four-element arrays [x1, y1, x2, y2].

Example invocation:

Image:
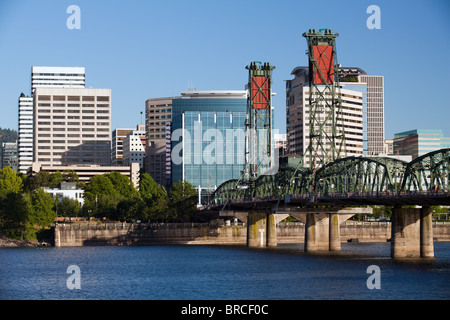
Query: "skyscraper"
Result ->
[[286, 67, 364, 167], [171, 90, 247, 204], [33, 87, 111, 167], [18, 66, 86, 173], [145, 97, 174, 187], [359, 75, 385, 155], [286, 66, 385, 163], [18, 94, 34, 173]]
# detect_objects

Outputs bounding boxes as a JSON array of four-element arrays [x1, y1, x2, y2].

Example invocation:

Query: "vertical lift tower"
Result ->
[[245, 61, 276, 182], [303, 29, 345, 174]]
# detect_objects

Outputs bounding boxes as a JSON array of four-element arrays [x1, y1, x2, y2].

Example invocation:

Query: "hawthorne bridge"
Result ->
[[210, 148, 450, 259]]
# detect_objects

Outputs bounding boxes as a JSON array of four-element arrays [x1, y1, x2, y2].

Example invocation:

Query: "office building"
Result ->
[[18, 66, 86, 173], [1, 142, 18, 171], [18, 94, 34, 173], [122, 125, 146, 168], [286, 67, 364, 167], [171, 90, 247, 203], [33, 87, 111, 167], [111, 128, 134, 166], [393, 129, 450, 160], [287, 66, 385, 160], [145, 97, 174, 187], [359, 75, 385, 155]]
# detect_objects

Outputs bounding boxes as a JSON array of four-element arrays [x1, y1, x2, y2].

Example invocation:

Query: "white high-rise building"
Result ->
[[18, 67, 86, 173], [31, 66, 85, 92], [18, 94, 34, 173]]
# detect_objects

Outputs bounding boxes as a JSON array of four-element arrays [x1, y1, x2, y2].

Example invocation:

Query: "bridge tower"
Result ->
[[244, 61, 276, 181], [302, 29, 345, 172]]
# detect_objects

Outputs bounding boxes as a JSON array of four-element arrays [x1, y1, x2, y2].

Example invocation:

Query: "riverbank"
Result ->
[[0, 236, 51, 248]]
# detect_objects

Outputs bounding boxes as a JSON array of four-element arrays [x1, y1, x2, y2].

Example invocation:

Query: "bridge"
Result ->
[[210, 149, 450, 259]]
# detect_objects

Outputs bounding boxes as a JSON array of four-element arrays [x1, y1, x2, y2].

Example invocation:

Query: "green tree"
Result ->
[[56, 196, 81, 220], [115, 196, 146, 222], [30, 188, 56, 231], [140, 173, 164, 201], [107, 171, 137, 198], [169, 181, 198, 221], [29, 171, 51, 190], [63, 169, 79, 183], [0, 167, 23, 197], [49, 171, 64, 188], [84, 175, 118, 201], [0, 192, 33, 239]]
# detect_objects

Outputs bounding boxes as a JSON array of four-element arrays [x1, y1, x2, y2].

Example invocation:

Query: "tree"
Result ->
[[115, 196, 146, 222], [30, 188, 56, 230], [0, 192, 32, 239], [63, 169, 79, 183], [139, 173, 164, 201], [0, 167, 23, 197], [107, 171, 137, 198], [84, 175, 118, 201], [169, 181, 198, 221], [49, 171, 64, 188], [28, 171, 51, 190], [56, 196, 81, 220]]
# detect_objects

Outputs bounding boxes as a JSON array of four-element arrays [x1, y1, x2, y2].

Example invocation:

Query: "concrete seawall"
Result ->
[[54, 221, 450, 247]]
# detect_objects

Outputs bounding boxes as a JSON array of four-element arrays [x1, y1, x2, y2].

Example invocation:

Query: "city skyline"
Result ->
[[0, 0, 449, 139]]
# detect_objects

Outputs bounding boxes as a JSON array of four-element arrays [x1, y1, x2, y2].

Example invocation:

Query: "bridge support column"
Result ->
[[305, 213, 330, 252], [247, 211, 278, 248], [329, 213, 341, 251], [420, 207, 434, 258], [391, 207, 434, 259]]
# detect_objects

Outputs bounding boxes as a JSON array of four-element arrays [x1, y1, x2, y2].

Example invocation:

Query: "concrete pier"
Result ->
[[247, 211, 268, 248], [391, 207, 434, 258], [277, 207, 371, 253], [420, 207, 434, 258]]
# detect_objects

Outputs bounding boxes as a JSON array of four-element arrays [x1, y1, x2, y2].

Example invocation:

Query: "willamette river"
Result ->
[[0, 242, 449, 300]]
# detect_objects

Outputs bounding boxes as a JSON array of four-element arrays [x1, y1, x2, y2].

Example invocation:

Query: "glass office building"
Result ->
[[171, 91, 247, 204]]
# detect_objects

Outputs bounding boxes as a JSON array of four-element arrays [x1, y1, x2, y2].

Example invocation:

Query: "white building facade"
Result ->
[[122, 125, 146, 168]]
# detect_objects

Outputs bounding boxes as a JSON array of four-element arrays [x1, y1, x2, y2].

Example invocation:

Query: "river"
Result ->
[[0, 242, 449, 300]]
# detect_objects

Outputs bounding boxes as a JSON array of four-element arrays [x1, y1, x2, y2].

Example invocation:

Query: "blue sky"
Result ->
[[0, 0, 449, 139]]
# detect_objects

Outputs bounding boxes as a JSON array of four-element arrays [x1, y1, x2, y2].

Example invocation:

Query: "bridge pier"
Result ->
[[276, 207, 371, 253], [391, 207, 434, 259], [246, 211, 280, 248]]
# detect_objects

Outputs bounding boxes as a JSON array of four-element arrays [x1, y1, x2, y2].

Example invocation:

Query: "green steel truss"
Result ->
[[401, 148, 450, 192], [211, 149, 450, 206]]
